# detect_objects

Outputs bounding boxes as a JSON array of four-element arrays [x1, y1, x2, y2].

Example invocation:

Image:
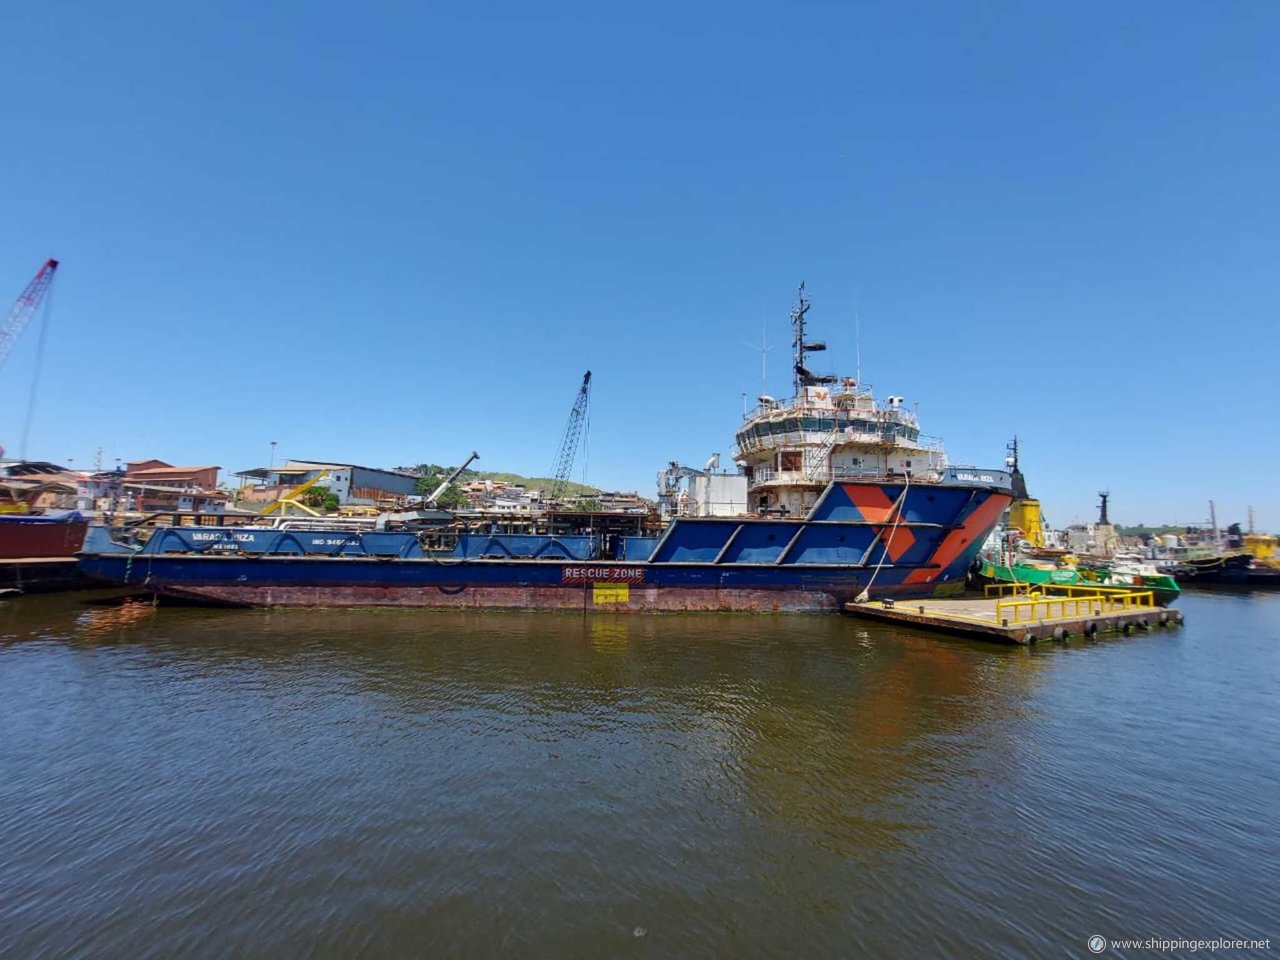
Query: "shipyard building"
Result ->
[[236, 460, 420, 507]]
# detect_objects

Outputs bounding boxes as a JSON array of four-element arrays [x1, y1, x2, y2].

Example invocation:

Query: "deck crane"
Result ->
[[547, 371, 591, 504], [0, 259, 58, 374], [423, 451, 479, 507]]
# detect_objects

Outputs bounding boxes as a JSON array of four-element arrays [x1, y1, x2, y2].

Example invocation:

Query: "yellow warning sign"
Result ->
[[593, 583, 630, 604]]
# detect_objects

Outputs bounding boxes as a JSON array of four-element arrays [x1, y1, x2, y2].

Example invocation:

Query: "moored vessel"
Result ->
[[0, 512, 90, 595], [0, 512, 88, 560], [1173, 551, 1279, 586], [78, 288, 1014, 612], [972, 443, 1180, 605], [976, 553, 1181, 607]]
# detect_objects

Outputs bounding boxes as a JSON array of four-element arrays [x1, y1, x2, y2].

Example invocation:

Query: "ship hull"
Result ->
[[0, 515, 88, 559], [1174, 554, 1270, 585], [976, 561, 1180, 606], [76, 555, 975, 612], [78, 477, 1011, 613]]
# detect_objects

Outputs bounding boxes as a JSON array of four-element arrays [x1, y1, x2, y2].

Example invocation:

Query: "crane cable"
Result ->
[[581, 384, 590, 490], [18, 282, 55, 460]]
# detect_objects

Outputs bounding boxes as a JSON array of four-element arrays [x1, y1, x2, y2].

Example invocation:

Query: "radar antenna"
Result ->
[[791, 283, 836, 394], [1006, 436, 1028, 500]]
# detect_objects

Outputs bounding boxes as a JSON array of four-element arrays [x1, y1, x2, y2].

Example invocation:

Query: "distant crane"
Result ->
[[0, 259, 59, 374], [657, 456, 718, 519], [260, 469, 332, 517], [547, 371, 591, 504], [423, 451, 479, 507], [0, 259, 59, 459]]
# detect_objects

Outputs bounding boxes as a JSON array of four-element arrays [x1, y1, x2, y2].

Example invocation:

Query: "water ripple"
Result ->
[[0, 591, 1275, 957]]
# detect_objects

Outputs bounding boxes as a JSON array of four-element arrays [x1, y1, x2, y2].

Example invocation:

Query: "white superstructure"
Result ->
[[733, 286, 947, 516]]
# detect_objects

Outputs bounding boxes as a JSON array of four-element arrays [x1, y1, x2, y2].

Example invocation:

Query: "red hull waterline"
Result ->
[[146, 582, 966, 612]]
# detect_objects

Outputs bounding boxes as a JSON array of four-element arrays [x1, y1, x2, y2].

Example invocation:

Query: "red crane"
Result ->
[[0, 259, 59, 460], [0, 258, 59, 372]]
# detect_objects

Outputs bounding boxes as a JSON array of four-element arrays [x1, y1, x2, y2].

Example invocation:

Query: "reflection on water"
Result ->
[[74, 597, 158, 638], [1, 590, 1276, 957]]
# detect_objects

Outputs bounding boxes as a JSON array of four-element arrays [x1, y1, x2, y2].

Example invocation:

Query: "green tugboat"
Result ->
[[976, 554, 1181, 607], [974, 442, 1181, 606]]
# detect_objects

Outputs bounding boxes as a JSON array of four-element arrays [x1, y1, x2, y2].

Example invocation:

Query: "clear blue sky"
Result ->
[[2, 1, 1277, 531]]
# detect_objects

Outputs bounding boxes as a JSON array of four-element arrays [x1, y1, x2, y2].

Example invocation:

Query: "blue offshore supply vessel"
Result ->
[[78, 288, 1013, 612], [78, 469, 1010, 611]]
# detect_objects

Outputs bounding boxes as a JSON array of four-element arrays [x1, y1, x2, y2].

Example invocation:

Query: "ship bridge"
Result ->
[[733, 286, 949, 515], [735, 394, 923, 457]]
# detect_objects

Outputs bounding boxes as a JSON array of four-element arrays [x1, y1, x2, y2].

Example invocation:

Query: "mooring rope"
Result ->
[[855, 471, 911, 603]]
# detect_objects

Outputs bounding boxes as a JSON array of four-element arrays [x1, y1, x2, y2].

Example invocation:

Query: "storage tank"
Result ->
[[1161, 534, 1179, 550]]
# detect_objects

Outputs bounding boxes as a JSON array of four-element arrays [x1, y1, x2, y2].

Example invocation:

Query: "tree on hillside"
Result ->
[[299, 487, 340, 512], [436, 485, 469, 509]]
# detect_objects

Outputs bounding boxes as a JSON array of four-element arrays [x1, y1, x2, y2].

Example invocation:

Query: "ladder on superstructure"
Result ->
[[806, 427, 843, 481]]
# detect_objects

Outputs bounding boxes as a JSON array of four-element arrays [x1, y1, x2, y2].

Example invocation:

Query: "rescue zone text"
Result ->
[[562, 566, 646, 584]]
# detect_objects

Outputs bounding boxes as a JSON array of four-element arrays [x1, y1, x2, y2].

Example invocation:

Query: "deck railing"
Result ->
[[749, 465, 945, 485], [741, 393, 903, 423], [989, 584, 1157, 623]]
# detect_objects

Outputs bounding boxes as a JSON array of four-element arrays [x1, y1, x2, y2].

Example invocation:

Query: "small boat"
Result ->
[[1081, 555, 1181, 606]]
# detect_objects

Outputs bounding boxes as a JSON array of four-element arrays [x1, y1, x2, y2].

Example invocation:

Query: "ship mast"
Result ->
[[791, 283, 835, 396], [1006, 436, 1028, 500], [791, 283, 809, 397]]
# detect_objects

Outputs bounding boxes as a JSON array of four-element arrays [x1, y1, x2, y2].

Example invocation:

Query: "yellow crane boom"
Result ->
[[260, 469, 331, 516]]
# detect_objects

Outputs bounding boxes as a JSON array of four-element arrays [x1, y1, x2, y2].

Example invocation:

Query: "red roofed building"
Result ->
[[123, 460, 224, 513], [125, 460, 220, 491]]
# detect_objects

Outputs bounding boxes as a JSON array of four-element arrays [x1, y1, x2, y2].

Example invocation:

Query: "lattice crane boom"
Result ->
[[548, 370, 591, 503], [0, 259, 59, 372]]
